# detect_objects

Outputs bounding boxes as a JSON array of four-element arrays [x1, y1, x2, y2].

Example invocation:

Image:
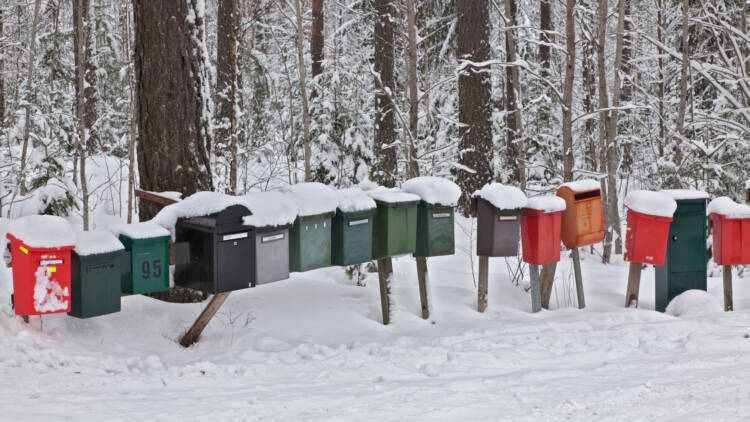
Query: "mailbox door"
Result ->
[[122, 236, 170, 295], [216, 231, 253, 292], [9, 238, 73, 316], [295, 216, 332, 271], [70, 251, 123, 318], [668, 203, 706, 273], [333, 211, 374, 266], [255, 228, 290, 284], [386, 204, 418, 257], [415, 203, 454, 257]]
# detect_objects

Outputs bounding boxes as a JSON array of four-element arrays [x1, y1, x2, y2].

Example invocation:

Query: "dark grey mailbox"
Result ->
[[473, 184, 527, 257], [174, 204, 254, 294]]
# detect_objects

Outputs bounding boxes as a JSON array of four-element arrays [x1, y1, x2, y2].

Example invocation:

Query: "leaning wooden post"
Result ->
[[624, 262, 642, 308], [540, 263, 556, 309], [477, 255, 489, 312], [528, 264, 542, 313], [180, 292, 231, 347], [723, 265, 733, 312], [571, 248, 585, 309], [415, 256, 429, 319], [376, 257, 392, 325]]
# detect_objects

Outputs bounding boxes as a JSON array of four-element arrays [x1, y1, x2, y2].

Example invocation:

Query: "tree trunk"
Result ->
[[122, 0, 136, 223], [216, 0, 238, 194], [674, 0, 689, 187], [311, 0, 324, 81], [504, 0, 525, 190], [597, 0, 612, 263], [406, 0, 419, 178], [133, 0, 213, 220], [374, 0, 397, 187], [19, 0, 42, 195], [539, 0, 552, 127], [48, 0, 61, 142], [293, 0, 312, 182], [656, 0, 665, 158], [75, 0, 89, 230], [73, 0, 99, 153], [582, 0, 597, 171], [456, 0, 492, 215], [1, 9, 6, 131], [561, 0, 575, 182]]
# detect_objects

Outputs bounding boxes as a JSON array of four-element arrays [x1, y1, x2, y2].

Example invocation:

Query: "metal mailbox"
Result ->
[[368, 189, 420, 259], [557, 180, 605, 249], [475, 198, 522, 257], [175, 204, 254, 293], [70, 231, 127, 319], [520, 198, 565, 265], [116, 222, 171, 295], [253, 226, 291, 284], [708, 197, 750, 265], [333, 209, 376, 266], [655, 190, 708, 312], [289, 213, 334, 272], [415, 201, 455, 257]]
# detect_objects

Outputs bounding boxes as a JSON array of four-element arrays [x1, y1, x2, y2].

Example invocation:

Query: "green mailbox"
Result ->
[[368, 188, 420, 259], [332, 188, 377, 266], [70, 231, 127, 318], [655, 190, 708, 312], [113, 222, 171, 295], [282, 182, 339, 272], [402, 176, 461, 258]]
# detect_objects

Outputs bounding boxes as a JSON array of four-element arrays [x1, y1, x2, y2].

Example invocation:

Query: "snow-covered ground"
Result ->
[[2, 217, 750, 421]]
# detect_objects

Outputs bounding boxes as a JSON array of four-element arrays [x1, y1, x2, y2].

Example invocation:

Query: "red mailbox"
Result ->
[[708, 197, 750, 265], [6, 216, 75, 316], [520, 196, 566, 265], [623, 190, 676, 265]]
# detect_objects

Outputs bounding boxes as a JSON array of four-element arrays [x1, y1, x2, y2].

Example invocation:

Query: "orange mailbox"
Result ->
[[557, 180, 605, 249]]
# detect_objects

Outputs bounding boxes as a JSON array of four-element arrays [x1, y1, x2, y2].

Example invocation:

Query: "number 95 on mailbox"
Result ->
[[116, 222, 171, 295]]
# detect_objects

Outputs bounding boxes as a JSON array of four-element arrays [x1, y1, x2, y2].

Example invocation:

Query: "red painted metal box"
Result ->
[[521, 209, 563, 265], [624, 209, 673, 265], [710, 214, 750, 265], [7, 233, 74, 316]]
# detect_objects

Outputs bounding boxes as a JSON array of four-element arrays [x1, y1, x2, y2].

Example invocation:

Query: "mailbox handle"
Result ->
[[672, 234, 678, 242]]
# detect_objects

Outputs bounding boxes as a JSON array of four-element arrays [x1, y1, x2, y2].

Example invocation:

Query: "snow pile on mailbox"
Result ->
[[402, 176, 461, 206], [559, 179, 601, 193], [366, 186, 420, 204], [7, 215, 75, 248], [281, 182, 339, 217], [472, 183, 527, 210], [624, 190, 677, 217], [74, 231, 125, 256], [109, 221, 169, 240], [153, 191, 251, 232], [242, 190, 299, 227], [336, 187, 376, 212], [659, 189, 709, 200], [525, 196, 566, 213], [707, 197, 750, 219]]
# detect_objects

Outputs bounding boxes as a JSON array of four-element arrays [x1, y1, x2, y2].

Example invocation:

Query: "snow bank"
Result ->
[[153, 191, 249, 231], [525, 196, 566, 213], [280, 183, 339, 217], [473, 183, 527, 210], [110, 222, 169, 240], [402, 177, 461, 206], [707, 197, 750, 219], [74, 231, 125, 256], [7, 215, 75, 248], [559, 179, 601, 193], [358, 178, 380, 192], [624, 190, 677, 218], [336, 187, 376, 213], [660, 189, 709, 200], [665, 290, 722, 317], [366, 186, 421, 204], [242, 191, 299, 228]]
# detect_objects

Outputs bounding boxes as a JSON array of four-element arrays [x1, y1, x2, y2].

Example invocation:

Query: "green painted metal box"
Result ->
[[655, 197, 707, 312], [70, 249, 128, 318], [289, 213, 334, 272], [119, 233, 170, 295], [332, 208, 376, 266], [414, 201, 455, 257], [372, 199, 419, 259]]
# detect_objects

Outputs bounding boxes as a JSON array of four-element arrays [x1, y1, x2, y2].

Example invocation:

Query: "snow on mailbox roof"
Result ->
[[110, 221, 170, 240], [402, 176, 461, 206], [559, 179, 601, 193], [366, 186, 421, 204], [152, 191, 250, 231], [242, 191, 299, 227], [624, 190, 677, 218], [659, 189, 709, 200], [707, 197, 750, 219], [280, 182, 339, 217], [472, 183, 527, 210], [337, 187, 376, 213], [525, 196, 566, 213], [74, 230, 124, 256], [7, 215, 75, 248]]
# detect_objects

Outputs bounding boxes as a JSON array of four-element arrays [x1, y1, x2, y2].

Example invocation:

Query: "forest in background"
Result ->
[[0, 0, 748, 264]]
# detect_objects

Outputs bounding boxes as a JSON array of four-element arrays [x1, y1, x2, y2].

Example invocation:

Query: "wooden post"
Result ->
[[723, 265, 733, 312], [416, 256, 429, 319], [529, 264, 542, 313], [571, 248, 585, 309], [376, 258, 392, 325], [477, 255, 488, 312], [625, 262, 642, 308], [134, 188, 180, 206], [179, 292, 230, 347], [540, 262, 557, 309]]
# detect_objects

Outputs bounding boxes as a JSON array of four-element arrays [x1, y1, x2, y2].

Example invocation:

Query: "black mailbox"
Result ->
[[174, 205, 254, 294]]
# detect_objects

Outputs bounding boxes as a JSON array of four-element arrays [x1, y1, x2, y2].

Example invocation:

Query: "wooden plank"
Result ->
[[540, 262, 557, 309], [134, 188, 179, 206], [625, 262, 642, 308], [376, 258, 392, 325], [179, 292, 231, 347], [477, 255, 488, 312], [416, 256, 429, 319], [723, 265, 733, 312], [571, 248, 585, 309], [529, 264, 542, 313]]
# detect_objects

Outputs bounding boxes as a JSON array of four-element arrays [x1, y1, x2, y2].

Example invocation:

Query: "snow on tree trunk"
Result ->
[[373, 0, 397, 188], [216, 0, 238, 194]]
